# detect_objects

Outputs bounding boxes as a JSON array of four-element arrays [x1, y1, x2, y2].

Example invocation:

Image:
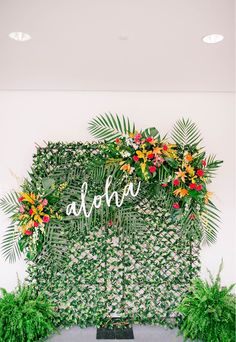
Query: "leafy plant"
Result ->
[[0, 283, 56, 342], [177, 262, 236, 342]]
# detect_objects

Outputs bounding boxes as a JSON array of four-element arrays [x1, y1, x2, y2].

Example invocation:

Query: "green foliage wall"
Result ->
[[26, 142, 201, 328]]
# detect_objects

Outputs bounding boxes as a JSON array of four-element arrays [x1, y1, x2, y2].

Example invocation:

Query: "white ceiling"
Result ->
[[0, 0, 235, 92]]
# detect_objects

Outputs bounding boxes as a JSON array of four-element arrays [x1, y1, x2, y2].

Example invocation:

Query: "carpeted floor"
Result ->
[[48, 325, 187, 341]]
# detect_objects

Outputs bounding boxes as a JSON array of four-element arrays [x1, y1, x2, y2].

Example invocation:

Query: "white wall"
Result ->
[[0, 91, 235, 291]]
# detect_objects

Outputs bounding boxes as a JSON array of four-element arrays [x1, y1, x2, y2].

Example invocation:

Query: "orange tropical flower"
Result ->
[[173, 188, 189, 197], [120, 163, 131, 173], [153, 146, 162, 155], [185, 153, 193, 162], [185, 165, 195, 176], [175, 169, 187, 182]]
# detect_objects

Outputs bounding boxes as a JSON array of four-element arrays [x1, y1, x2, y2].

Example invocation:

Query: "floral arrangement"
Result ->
[[105, 131, 212, 211], [0, 180, 67, 261]]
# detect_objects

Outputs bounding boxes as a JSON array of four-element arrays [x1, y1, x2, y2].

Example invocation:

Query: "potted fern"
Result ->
[[177, 262, 235, 342]]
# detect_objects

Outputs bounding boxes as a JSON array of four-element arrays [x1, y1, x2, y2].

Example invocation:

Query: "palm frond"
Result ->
[[0, 192, 19, 215], [205, 155, 223, 179], [200, 201, 221, 244], [88, 112, 135, 141], [1, 223, 21, 263], [171, 118, 202, 147]]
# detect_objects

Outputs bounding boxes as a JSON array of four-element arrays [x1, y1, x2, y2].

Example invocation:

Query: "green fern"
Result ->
[[171, 118, 202, 147], [177, 261, 235, 342], [88, 112, 135, 141]]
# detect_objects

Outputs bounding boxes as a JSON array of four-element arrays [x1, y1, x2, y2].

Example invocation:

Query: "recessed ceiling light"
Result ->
[[202, 34, 224, 44], [8, 32, 31, 42], [118, 35, 128, 41]]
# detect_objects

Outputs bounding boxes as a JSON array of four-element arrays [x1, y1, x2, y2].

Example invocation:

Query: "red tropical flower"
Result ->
[[173, 179, 180, 186], [18, 196, 24, 202], [196, 184, 203, 191], [146, 137, 154, 143], [149, 166, 156, 173], [108, 220, 113, 227], [201, 160, 206, 167], [25, 230, 33, 236], [115, 138, 121, 144], [133, 155, 139, 162], [173, 202, 180, 209], [189, 214, 196, 220], [42, 215, 50, 223], [161, 183, 168, 187], [29, 208, 33, 216], [33, 222, 39, 227], [196, 169, 204, 177], [162, 144, 168, 151], [147, 153, 154, 159], [189, 183, 197, 190]]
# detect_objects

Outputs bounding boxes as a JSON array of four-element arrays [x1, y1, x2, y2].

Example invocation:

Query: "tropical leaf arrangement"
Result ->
[[176, 261, 236, 342], [0, 282, 56, 342], [0, 113, 222, 263], [89, 113, 223, 244]]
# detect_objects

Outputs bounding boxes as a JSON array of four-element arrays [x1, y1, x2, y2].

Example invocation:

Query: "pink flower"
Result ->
[[149, 166, 156, 173], [196, 169, 204, 177], [25, 230, 33, 236], [29, 208, 33, 216], [42, 215, 50, 223], [173, 179, 180, 186], [133, 155, 139, 162], [33, 222, 39, 227], [134, 133, 142, 144], [42, 199, 48, 206], [161, 183, 168, 187], [19, 206, 24, 214], [18, 196, 24, 202], [173, 202, 180, 209], [162, 144, 168, 151]]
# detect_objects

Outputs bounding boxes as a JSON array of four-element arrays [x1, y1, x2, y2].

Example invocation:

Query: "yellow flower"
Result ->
[[175, 169, 187, 182], [136, 150, 145, 159], [173, 188, 189, 198], [129, 132, 134, 138], [20, 192, 35, 204], [185, 165, 195, 177], [205, 191, 213, 204], [37, 204, 44, 212], [140, 162, 146, 174]]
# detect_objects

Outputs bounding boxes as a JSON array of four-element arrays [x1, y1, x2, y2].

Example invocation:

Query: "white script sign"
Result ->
[[66, 176, 141, 218]]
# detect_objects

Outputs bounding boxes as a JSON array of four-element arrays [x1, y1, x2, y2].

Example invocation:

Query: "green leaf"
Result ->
[[88, 112, 135, 141], [171, 118, 202, 147]]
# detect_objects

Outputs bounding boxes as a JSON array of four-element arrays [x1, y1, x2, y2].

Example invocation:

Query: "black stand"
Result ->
[[96, 326, 134, 339]]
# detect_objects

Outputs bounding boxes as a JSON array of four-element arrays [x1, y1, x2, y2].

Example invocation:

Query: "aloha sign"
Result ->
[[66, 176, 141, 218]]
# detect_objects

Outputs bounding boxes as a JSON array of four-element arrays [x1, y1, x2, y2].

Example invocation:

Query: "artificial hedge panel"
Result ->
[[26, 142, 201, 328]]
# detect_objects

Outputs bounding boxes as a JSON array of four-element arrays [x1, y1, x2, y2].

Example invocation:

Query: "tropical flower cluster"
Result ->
[[104, 130, 214, 212], [11, 182, 67, 260]]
